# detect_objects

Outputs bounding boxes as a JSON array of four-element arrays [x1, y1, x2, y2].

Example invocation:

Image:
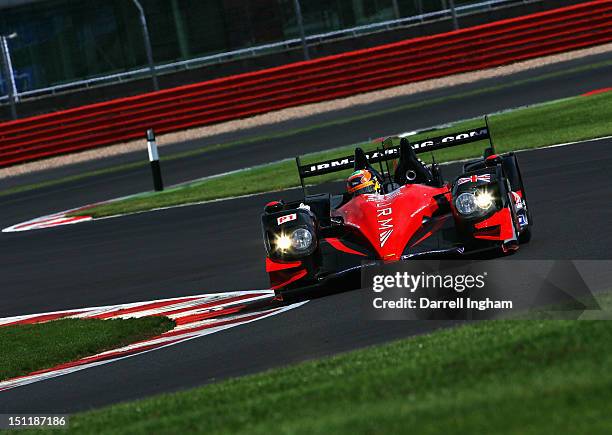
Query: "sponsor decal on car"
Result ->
[[307, 157, 351, 173], [302, 149, 399, 175], [365, 194, 395, 247], [377, 203, 394, 247], [411, 128, 489, 151], [277, 213, 297, 225], [457, 174, 491, 185], [511, 191, 524, 210], [298, 127, 490, 178]]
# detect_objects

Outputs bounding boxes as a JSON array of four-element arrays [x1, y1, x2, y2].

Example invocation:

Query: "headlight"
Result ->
[[291, 228, 313, 251], [455, 193, 477, 215], [456, 190, 495, 215], [474, 191, 493, 210], [275, 234, 292, 252], [273, 228, 314, 254]]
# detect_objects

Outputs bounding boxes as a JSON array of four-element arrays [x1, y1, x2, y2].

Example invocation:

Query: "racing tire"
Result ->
[[519, 227, 532, 244]]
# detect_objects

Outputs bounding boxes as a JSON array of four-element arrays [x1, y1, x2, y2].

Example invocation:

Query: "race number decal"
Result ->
[[277, 214, 297, 225]]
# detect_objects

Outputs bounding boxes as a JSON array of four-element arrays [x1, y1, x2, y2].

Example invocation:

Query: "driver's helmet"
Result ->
[[347, 169, 380, 196]]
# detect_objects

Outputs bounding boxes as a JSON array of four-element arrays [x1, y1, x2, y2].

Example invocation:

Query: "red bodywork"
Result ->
[[474, 208, 515, 241], [265, 258, 307, 290], [266, 182, 522, 293], [333, 184, 449, 261]]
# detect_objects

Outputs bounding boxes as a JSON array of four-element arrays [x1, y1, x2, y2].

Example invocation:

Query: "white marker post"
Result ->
[[147, 128, 164, 191]]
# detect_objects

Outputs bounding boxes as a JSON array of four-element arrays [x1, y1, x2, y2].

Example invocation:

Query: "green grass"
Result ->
[[0, 317, 174, 381], [3, 58, 611, 200], [31, 319, 612, 434], [72, 91, 612, 218]]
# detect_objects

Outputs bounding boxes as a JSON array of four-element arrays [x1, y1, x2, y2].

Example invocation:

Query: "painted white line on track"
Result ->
[[0, 290, 308, 392]]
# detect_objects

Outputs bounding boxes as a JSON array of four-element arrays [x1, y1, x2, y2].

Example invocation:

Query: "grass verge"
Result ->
[[3, 58, 611, 200], [0, 317, 174, 381], [73, 91, 612, 218], [34, 319, 612, 434]]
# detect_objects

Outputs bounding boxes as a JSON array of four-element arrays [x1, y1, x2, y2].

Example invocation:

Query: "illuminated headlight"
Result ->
[[455, 193, 477, 215], [291, 228, 313, 251], [275, 234, 292, 252], [474, 191, 493, 210]]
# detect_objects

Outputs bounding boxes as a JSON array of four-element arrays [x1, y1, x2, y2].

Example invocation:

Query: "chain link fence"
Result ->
[[0, 0, 550, 102]]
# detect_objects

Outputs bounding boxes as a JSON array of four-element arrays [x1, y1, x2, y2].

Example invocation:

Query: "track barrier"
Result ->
[[1, 0, 611, 168]]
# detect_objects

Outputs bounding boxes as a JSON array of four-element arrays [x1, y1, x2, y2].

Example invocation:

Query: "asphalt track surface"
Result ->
[[1, 54, 612, 413]]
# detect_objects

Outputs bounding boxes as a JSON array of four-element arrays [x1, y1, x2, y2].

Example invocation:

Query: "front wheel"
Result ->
[[519, 227, 532, 244]]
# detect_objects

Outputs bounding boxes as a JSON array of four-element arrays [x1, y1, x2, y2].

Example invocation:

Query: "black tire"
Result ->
[[519, 227, 532, 244]]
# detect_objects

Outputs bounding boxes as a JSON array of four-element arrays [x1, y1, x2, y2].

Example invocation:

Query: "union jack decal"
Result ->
[[457, 174, 491, 185]]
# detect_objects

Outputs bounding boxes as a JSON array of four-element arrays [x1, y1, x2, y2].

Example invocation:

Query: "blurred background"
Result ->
[[0, 0, 584, 118]]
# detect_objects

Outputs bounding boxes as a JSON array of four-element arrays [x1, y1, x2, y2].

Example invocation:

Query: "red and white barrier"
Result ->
[[1, 1, 611, 168]]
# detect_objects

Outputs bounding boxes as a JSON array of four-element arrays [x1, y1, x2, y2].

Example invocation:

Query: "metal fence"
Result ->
[[0, 0, 541, 106]]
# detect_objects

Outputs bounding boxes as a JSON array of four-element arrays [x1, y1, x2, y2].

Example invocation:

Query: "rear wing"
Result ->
[[296, 123, 493, 186], [297, 146, 400, 179]]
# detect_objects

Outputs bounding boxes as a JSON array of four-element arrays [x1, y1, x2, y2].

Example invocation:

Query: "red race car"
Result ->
[[261, 120, 532, 298]]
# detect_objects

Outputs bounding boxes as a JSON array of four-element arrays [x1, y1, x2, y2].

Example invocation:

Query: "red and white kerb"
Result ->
[[0, 291, 307, 392]]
